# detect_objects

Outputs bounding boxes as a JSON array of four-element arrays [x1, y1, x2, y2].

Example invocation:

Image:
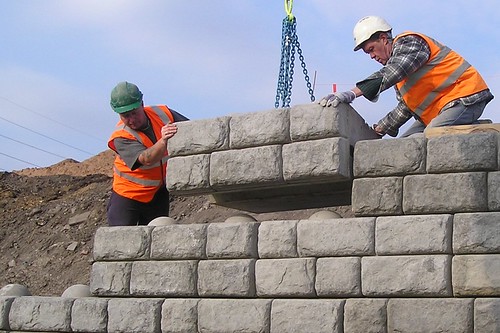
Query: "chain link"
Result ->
[[275, 17, 315, 109]]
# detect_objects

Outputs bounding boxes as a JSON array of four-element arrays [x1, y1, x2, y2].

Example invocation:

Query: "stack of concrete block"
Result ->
[[166, 103, 378, 212]]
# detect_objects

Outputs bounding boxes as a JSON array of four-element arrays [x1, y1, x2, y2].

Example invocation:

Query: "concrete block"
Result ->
[[315, 257, 361, 297], [452, 254, 500, 296], [229, 108, 290, 148], [387, 298, 473, 333], [198, 299, 271, 333], [289, 103, 379, 146], [354, 136, 426, 177], [403, 172, 487, 214], [0, 297, 14, 330], [376, 214, 452, 255], [71, 298, 108, 333], [8, 296, 73, 332], [198, 259, 256, 297], [151, 224, 207, 259], [130, 261, 198, 297], [362, 255, 452, 296], [206, 221, 259, 258], [108, 298, 163, 333], [258, 220, 298, 258], [352, 177, 403, 216], [166, 154, 212, 194], [210, 145, 283, 189], [453, 212, 500, 253], [488, 171, 500, 210], [167, 117, 230, 156], [93, 226, 152, 261], [344, 299, 388, 333], [474, 298, 500, 333], [270, 299, 344, 333], [426, 132, 498, 173], [282, 137, 351, 183], [90, 261, 131, 296], [297, 218, 375, 257], [255, 258, 316, 297], [161, 299, 199, 333]]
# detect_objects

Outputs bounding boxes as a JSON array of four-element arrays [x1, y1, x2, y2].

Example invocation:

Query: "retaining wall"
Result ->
[[1, 105, 499, 332]]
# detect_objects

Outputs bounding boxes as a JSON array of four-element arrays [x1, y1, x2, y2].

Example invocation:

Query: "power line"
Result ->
[[0, 152, 41, 168], [0, 115, 94, 156], [0, 133, 68, 159]]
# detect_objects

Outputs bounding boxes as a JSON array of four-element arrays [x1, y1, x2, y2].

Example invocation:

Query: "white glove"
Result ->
[[318, 91, 356, 107]]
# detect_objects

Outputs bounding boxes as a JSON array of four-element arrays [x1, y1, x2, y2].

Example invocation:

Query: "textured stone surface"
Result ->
[[488, 171, 500, 210], [166, 154, 212, 194], [344, 299, 388, 333], [9, 297, 73, 332], [107, 298, 163, 333], [352, 177, 403, 216], [315, 257, 361, 297], [375, 214, 452, 255], [403, 172, 488, 214], [90, 261, 132, 296], [354, 136, 426, 177], [198, 299, 271, 333], [150, 224, 207, 259], [206, 221, 259, 258], [474, 298, 500, 333], [452, 254, 500, 296], [161, 299, 199, 333], [0, 297, 13, 331], [453, 212, 500, 253], [71, 298, 108, 333], [198, 259, 256, 297], [362, 255, 452, 296], [387, 298, 473, 333], [258, 220, 298, 258], [93, 226, 152, 260]]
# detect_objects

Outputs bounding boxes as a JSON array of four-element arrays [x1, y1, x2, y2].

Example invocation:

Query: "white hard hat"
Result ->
[[353, 16, 392, 51]]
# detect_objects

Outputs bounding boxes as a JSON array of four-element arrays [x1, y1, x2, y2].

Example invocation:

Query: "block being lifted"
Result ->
[[166, 103, 380, 213]]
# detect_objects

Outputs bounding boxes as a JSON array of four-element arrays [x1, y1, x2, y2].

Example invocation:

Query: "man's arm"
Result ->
[[137, 123, 177, 166]]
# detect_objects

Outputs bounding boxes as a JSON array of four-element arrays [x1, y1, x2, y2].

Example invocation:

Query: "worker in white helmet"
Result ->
[[319, 16, 493, 137]]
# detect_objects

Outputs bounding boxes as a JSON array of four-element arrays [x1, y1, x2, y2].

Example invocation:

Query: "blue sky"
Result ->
[[1, 0, 499, 171]]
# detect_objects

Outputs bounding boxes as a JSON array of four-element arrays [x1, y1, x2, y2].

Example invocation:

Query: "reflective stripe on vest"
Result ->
[[113, 165, 161, 187]]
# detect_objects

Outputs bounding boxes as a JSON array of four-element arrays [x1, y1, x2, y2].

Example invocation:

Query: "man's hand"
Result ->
[[161, 123, 177, 143], [372, 124, 385, 137], [318, 91, 356, 107]]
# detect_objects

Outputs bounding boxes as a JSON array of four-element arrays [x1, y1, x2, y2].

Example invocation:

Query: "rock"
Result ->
[[148, 216, 177, 226], [309, 210, 342, 220], [0, 283, 31, 296], [61, 284, 92, 298]]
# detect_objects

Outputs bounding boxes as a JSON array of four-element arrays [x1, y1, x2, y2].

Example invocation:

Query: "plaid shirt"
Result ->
[[357, 34, 493, 137]]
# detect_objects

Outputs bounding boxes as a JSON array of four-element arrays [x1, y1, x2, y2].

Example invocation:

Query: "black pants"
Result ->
[[107, 186, 170, 226]]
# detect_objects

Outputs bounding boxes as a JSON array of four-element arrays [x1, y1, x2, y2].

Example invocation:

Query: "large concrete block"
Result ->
[[270, 299, 344, 333], [167, 117, 230, 156], [297, 218, 375, 257], [344, 299, 388, 333], [90, 261, 131, 296], [255, 258, 316, 297], [198, 259, 256, 297], [161, 299, 200, 333], [8, 297, 73, 332], [71, 298, 108, 333], [289, 103, 379, 146], [387, 298, 473, 333], [206, 221, 259, 259], [474, 298, 500, 333], [0, 297, 13, 331], [229, 108, 290, 148], [354, 136, 426, 177], [362, 255, 452, 296], [488, 171, 500, 210], [210, 145, 283, 189], [452, 254, 500, 296], [150, 224, 207, 259], [130, 261, 198, 297], [166, 154, 212, 194], [282, 137, 351, 183], [258, 220, 298, 258], [352, 177, 403, 216], [375, 214, 452, 255], [198, 299, 271, 333], [403, 172, 488, 214], [426, 132, 498, 173], [315, 257, 361, 297], [453, 212, 500, 253], [107, 298, 163, 333], [93, 226, 152, 261]]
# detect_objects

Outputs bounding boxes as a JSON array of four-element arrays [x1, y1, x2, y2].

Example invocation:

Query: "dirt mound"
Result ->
[[0, 150, 352, 296]]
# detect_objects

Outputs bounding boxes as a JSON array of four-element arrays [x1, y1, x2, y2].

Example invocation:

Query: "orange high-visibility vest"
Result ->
[[108, 105, 174, 203], [395, 32, 488, 125]]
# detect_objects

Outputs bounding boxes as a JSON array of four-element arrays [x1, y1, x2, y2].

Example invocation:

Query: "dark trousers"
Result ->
[[107, 186, 170, 226]]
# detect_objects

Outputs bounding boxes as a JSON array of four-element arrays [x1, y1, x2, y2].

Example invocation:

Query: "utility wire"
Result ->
[[0, 152, 41, 168], [0, 95, 102, 142], [0, 115, 93, 156], [0, 133, 68, 159]]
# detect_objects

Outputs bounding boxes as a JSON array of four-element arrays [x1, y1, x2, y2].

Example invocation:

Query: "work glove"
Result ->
[[318, 91, 356, 107]]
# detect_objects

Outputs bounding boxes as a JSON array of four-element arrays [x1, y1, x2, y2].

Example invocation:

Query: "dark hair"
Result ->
[[369, 31, 393, 43]]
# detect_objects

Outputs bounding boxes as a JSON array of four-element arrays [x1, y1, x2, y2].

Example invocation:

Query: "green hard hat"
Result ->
[[110, 81, 143, 113]]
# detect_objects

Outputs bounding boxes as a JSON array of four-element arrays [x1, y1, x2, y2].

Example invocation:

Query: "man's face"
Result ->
[[119, 105, 147, 130], [362, 34, 392, 65]]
